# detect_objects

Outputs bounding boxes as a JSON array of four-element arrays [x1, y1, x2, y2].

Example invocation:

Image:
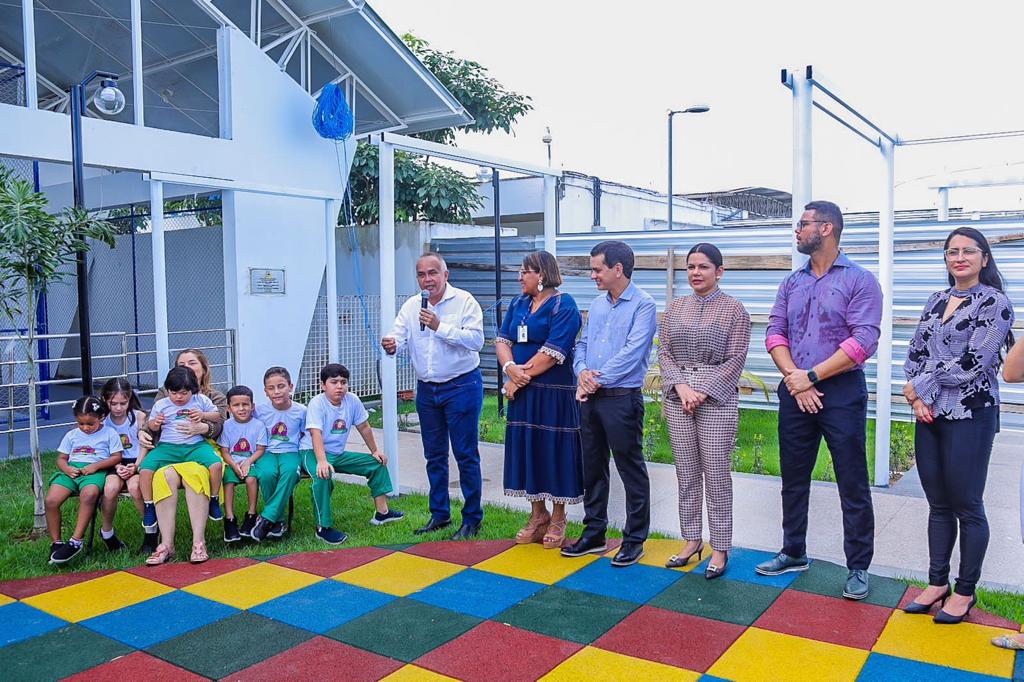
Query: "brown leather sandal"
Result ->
[[542, 517, 568, 549], [515, 514, 551, 545]]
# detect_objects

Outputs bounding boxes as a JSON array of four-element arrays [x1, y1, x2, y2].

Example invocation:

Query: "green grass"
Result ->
[[0, 452, 624, 582], [899, 576, 1024, 625]]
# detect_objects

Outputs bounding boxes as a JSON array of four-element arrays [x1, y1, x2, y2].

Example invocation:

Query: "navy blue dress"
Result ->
[[498, 292, 584, 504]]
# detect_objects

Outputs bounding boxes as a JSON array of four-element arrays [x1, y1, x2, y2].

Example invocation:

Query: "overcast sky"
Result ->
[[372, 0, 1024, 214]]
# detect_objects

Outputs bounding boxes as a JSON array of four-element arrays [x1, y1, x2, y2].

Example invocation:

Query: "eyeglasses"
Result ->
[[944, 247, 983, 258], [518, 269, 539, 276], [796, 219, 828, 229]]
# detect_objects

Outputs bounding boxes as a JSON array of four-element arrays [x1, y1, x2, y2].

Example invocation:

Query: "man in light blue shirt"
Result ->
[[562, 240, 658, 567]]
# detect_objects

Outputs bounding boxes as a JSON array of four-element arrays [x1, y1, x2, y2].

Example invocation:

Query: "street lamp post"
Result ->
[[542, 126, 552, 167], [69, 71, 125, 395], [667, 105, 710, 230]]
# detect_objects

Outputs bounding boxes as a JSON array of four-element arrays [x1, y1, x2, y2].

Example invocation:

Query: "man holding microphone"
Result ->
[[382, 252, 486, 539]]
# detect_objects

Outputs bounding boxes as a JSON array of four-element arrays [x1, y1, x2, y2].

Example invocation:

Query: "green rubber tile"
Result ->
[[494, 585, 638, 644], [146, 611, 312, 679], [649, 572, 783, 626], [0, 624, 132, 682], [789, 560, 908, 608], [327, 598, 481, 662]]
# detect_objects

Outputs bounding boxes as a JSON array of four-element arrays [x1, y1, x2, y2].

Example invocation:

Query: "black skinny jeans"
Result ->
[[914, 406, 998, 597]]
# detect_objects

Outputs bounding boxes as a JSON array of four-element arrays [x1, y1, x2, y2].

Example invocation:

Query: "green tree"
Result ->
[[347, 34, 533, 224], [0, 167, 116, 532]]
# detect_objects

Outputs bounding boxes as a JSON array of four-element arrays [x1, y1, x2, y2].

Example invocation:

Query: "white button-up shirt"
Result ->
[[388, 283, 484, 383]]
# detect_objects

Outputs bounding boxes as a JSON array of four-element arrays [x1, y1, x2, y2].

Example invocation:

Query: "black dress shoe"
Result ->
[[413, 518, 452, 535], [611, 543, 645, 567], [903, 585, 951, 614], [704, 553, 729, 580], [934, 594, 977, 625], [451, 523, 481, 540], [560, 537, 608, 558]]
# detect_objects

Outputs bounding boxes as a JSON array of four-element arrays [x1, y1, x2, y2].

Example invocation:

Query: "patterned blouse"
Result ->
[[657, 289, 751, 406], [904, 283, 1015, 420]]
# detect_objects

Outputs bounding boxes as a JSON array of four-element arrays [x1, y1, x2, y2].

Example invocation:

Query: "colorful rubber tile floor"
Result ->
[[2, 540, 1022, 681]]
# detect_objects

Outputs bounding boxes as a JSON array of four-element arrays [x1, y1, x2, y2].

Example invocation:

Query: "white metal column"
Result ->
[[937, 187, 949, 221], [130, 0, 144, 125], [543, 175, 557, 254], [150, 180, 170, 379], [791, 69, 813, 268], [325, 199, 339, 363], [874, 139, 896, 487], [21, 0, 37, 109], [378, 141, 400, 494]]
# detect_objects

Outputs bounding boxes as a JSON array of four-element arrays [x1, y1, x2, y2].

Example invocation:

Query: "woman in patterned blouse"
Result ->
[[902, 226, 1015, 624], [657, 243, 750, 579]]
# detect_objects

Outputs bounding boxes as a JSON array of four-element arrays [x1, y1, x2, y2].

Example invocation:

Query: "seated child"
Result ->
[[300, 363, 404, 545], [137, 366, 225, 532], [250, 366, 306, 542], [99, 377, 153, 554], [217, 385, 268, 542], [46, 396, 124, 565]]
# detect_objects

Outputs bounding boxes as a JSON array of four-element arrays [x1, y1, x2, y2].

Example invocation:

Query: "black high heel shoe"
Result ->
[[665, 541, 704, 568], [902, 585, 951, 614], [934, 594, 977, 625], [705, 553, 729, 580]]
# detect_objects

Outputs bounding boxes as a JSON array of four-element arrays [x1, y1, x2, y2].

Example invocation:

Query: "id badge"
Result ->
[[517, 324, 528, 343]]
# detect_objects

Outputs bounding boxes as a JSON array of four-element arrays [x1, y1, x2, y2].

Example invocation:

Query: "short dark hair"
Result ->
[[320, 363, 351, 383], [805, 200, 844, 239], [164, 366, 199, 394], [590, 240, 635, 278], [263, 366, 292, 385], [687, 242, 723, 269], [226, 385, 254, 403], [521, 250, 562, 287]]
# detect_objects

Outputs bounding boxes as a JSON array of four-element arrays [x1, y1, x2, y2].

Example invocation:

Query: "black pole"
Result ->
[[70, 83, 93, 396], [493, 169, 503, 417]]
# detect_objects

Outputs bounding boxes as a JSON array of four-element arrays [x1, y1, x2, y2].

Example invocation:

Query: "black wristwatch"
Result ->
[[807, 369, 820, 385]]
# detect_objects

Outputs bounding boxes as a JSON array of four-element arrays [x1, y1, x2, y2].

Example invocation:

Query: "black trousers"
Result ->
[[915, 406, 998, 596], [579, 390, 650, 545], [778, 370, 874, 570]]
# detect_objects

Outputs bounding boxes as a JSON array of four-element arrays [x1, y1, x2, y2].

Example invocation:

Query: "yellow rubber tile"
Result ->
[[603, 539, 701, 572], [872, 610, 1015, 678], [335, 553, 463, 597], [0, 593, 15, 607], [183, 562, 322, 609], [473, 544, 598, 585], [22, 572, 173, 623], [542, 646, 700, 681], [708, 627, 868, 682], [381, 664, 459, 681]]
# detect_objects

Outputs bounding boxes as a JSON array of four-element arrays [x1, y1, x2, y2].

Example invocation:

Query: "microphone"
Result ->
[[420, 290, 430, 331]]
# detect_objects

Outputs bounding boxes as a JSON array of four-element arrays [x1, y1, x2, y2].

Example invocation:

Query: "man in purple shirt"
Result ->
[[754, 200, 882, 601]]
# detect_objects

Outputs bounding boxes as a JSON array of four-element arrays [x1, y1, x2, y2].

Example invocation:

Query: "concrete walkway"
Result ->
[[346, 428, 1024, 593]]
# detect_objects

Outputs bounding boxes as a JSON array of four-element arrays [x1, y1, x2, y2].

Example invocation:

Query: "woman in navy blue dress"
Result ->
[[497, 250, 583, 550]]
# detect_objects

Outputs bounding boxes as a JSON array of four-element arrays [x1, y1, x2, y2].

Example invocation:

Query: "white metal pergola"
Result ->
[[371, 131, 561, 491]]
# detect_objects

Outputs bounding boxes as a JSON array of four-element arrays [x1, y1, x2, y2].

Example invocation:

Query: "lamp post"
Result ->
[[542, 126, 552, 167], [70, 71, 125, 395], [667, 105, 710, 230]]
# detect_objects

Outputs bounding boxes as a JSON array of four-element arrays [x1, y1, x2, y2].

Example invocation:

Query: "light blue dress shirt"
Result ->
[[572, 281, 658, 389]]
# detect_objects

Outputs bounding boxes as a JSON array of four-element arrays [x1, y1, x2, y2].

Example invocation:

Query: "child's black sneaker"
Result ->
[[208, 498, 224, 522], [142, 503, 158, 533], [103, 534, 127, 552], [48, 542, 63, 562], [268, 521, 286, 538], [250, 516, 271, 543], [49, 540, 82, 565], [223, 517, 241, 543], [239, 513, 257, 538], [371, 509, 406, 526], [140, 532, 159, 555], [315, 527, 349, 545]]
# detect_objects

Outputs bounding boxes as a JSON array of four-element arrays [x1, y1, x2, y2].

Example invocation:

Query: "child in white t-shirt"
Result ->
[[217, 385, 268, 542]]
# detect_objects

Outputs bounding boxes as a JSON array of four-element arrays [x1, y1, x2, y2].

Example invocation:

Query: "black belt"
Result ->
[[591, 387, 640, 398], [418, 368, 479, 386]]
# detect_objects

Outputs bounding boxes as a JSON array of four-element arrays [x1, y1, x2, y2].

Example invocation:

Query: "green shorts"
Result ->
[[49, 462, 107, 494], [140, 441, 222, 472], [223, 459, 256, 485]]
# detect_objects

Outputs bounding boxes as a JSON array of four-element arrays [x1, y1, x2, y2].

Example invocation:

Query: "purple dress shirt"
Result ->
[[765, 252, 883, 370]]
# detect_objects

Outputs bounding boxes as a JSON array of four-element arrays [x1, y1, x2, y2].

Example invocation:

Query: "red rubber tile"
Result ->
[[898, 586, 1020, 630], [594, 605, 744, 672], [125, 557, 259, 588], [415, 620, 581, 681], [404, 539, 516, 566], [64, 651, 206, 682], [0, 569, 116, 600], [268, 547, 393, 577], [231, 635, 403, 681], [754, 588, 893, 649]]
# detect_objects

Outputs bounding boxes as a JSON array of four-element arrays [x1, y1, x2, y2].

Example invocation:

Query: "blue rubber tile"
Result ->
[[252, 580, 395, 634], [409, 568, 544, 619], [857, 653, 1005, 681], [555, 558, 682, 604], [80, 590, 237, 649], [693, 547, 804, 590], [699, 676, 733, 682], [0, 602, 66, 647], [1014, 650, 1023, 681]]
